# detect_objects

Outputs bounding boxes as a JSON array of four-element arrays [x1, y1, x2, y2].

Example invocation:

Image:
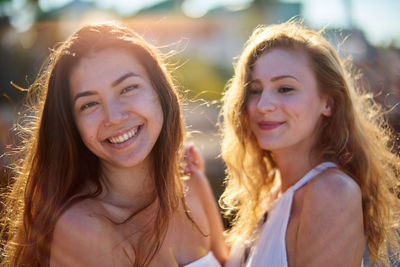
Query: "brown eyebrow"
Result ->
[[73, 91, 97, 103], [73, 72, 140, 103], [111, 72, 139, 87], [270, 75, 298, 82]]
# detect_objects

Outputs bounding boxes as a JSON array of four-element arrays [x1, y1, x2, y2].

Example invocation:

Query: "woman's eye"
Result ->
[[80, 102, 98, 111], [278, 86, 294, 93], [121, 85, 138, 94]]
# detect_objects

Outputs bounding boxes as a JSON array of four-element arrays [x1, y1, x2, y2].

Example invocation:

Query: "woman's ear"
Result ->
[[322, 97, 333, 117]]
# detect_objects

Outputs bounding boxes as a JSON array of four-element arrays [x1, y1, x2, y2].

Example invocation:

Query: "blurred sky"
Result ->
[[286, 0, 400, 47], [35, 0, 400, 47]]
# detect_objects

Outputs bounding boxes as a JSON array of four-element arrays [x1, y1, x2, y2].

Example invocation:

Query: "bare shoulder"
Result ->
[[55, 198, 111, 230], [51, 199, 132, 266], [295, 167, 365, 266], [301, 167, 363, 235], [306, 167, 361, 202], [53, 199, 118, 240], [304, 167, 362, 210]]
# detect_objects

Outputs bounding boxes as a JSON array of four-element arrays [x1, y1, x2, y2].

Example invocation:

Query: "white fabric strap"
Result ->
[[291, 162, 337, 192], [183, 251, 221, 267]]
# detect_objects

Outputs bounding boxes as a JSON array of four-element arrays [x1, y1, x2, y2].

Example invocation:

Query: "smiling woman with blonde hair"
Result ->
[[220, 20, 400, 266]]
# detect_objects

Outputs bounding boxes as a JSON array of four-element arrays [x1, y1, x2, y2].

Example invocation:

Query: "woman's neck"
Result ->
[[98, 158, 156, 211], [272, 144, 319, 193]]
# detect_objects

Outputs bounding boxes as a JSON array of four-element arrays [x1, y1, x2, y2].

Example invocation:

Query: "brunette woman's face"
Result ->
[[246, 48, 331, 154], [70, 48, 164, 169]]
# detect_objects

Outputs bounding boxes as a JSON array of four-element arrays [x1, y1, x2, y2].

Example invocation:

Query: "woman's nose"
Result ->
[[257, 90, 277, 113], [103, 100, 128, 127]]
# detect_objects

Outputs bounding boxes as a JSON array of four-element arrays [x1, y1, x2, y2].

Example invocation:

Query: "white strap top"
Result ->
[[226, 162, 337, 267], [183, 251, 221, 267]]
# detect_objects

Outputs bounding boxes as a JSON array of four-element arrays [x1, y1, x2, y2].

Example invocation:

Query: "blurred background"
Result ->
[[0, 0, 399, 210]]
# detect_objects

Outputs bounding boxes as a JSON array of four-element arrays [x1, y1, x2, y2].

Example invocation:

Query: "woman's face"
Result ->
[[246, 48, 331, 154], [70, 48, 164, 169]]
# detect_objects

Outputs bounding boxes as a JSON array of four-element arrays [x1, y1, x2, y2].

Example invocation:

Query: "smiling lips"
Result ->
[[258, 121, 285, 130], [107, 125, 142, 144]]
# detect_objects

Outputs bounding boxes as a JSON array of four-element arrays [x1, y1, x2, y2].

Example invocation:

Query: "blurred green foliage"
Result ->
[[172, 56, 232, 101]]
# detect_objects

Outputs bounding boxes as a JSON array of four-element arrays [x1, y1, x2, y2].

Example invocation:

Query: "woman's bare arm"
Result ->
[[294, 169, 365, 267], [184, 145, 229, 264]]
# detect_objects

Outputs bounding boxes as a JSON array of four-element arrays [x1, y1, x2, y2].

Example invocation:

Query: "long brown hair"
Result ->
[[1, 22, 186, 266], [220, 20, 400, 264]]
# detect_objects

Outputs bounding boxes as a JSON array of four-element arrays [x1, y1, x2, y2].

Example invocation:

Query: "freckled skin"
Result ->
[[246, 49, 364, 266], [246, 49, 331, 154], [51, 47, 229, 266], [70, 48, 164, 170]]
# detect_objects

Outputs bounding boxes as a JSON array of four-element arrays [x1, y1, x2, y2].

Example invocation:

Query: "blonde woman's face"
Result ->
[[246, 49, 331, 154], [70, 48, 164, 170]]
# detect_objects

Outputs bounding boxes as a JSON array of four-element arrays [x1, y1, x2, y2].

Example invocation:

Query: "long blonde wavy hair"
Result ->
[[220, 20, 400, 264]]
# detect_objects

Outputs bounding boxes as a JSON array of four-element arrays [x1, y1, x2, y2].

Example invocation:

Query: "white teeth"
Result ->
[[108, 127, 139, 144]]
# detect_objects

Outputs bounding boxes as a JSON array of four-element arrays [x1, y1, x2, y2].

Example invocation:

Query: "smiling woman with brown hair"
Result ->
[[0, 22, 228, 266], [220, 20, 400, 266]]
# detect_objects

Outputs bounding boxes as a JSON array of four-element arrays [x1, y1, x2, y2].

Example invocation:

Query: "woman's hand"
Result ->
[[183, 144, 205, 175]]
